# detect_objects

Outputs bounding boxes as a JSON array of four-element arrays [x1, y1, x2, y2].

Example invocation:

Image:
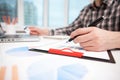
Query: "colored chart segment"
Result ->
[[6, 47, 40, 57], [28, 60, 87, 80]]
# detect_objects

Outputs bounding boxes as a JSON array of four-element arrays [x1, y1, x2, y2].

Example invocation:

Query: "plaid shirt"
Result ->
[[52, 0, 120, 35]]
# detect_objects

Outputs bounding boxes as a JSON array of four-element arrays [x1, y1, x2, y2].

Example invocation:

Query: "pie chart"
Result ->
[[5, 47, 41, 57]]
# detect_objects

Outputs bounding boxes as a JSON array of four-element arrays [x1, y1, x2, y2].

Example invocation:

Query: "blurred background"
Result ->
[[0, 0, 90, 30]]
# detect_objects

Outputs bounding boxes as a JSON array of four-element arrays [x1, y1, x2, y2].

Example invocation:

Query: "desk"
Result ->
[[0, 37, 120, 80]]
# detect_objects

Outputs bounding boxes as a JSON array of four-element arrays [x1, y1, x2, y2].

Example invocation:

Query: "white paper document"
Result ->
[[29, 39, 110, 59]]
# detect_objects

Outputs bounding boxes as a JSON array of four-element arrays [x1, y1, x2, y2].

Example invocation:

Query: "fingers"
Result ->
[[80, 39, 103, 51], [30, 31, 40, 35], [2, 16, 18, 25], [80, 40, 94, 47], [29, 27, 41, 35], [83, 46, 99, 52], [70, 27, 95, 43], [8, 16, 11, 24], [70, 27, 107, 51], [29, 27, 50, 36], [70, 27, 94, 38], [73, 32, 94, 43], [12, 18, 18, 25], [2, 16, 8, 24], [2, 16, 11, 24], [83, 46, 104, 52], [29, 27, 38, 31]]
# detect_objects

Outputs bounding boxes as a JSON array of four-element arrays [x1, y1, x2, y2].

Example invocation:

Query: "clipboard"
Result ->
[[29, 48, 115, 64]]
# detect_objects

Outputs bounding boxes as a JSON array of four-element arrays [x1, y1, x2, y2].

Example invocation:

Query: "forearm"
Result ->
[[53, 26, 74, 35], [51, 24, 83, 36]]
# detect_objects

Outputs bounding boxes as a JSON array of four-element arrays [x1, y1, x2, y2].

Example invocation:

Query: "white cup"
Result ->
[[5, 24, 16, 35]]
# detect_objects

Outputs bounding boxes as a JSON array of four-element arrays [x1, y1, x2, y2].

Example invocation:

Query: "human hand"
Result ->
[[29, 27, 50, 36], [2, 16, 18, 25], [2, 16, 18, 35], [70, 27, 120, 51]]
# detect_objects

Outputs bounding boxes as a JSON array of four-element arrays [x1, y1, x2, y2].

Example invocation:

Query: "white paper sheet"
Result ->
[[29, 39, 110, 60]]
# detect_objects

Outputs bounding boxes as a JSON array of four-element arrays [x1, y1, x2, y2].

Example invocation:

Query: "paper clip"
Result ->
[[48, 48, 83, 58]]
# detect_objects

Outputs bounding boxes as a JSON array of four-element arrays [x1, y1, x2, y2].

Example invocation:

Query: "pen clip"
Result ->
[[48, 48, 83, 57]]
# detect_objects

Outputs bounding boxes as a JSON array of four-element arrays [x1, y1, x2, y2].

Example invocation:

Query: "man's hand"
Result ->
[[29, 27, 50, 36], [70, 27, 120, 51]]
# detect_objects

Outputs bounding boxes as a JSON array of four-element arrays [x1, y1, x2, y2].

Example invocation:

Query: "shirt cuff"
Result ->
[[50, 29, 55, 35]]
